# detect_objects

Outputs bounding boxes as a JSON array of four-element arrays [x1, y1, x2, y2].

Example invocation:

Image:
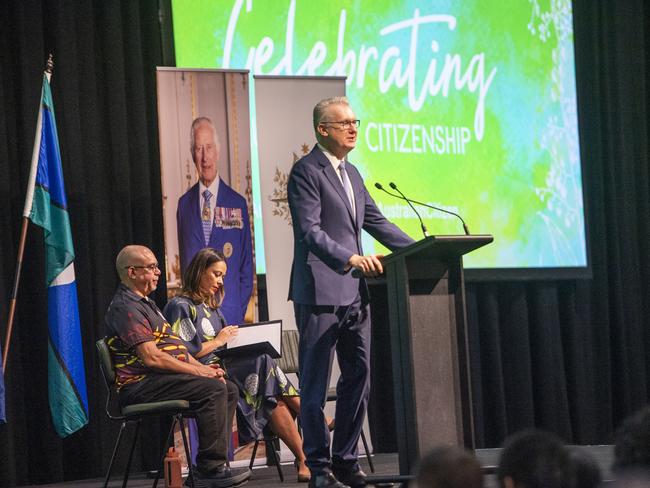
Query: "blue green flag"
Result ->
[[24, 75, 88, 437]]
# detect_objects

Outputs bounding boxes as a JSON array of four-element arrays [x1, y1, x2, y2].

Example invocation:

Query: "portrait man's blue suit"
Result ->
[[288, 144, 414, 480], [177, 178, 253, 325]]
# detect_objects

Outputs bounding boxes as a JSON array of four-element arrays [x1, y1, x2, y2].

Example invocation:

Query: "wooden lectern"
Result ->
[[378, 234, 493, 475]]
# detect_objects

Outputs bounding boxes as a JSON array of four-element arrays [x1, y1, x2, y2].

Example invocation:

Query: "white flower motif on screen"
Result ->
[[528, 0, 585, 265]]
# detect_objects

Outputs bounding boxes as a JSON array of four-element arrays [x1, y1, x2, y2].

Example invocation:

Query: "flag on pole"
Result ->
[[23, 74, 88, 437]]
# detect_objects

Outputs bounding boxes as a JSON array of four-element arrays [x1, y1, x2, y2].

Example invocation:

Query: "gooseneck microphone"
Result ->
[[375, 182, 471, 235], [375, 182, 428, 238]]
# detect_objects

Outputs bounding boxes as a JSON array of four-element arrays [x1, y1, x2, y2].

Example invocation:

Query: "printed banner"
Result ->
[[156, 69, 257, 324], [255, 76, 345, 328]]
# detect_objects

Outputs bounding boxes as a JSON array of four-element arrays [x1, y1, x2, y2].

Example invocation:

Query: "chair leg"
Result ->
[[152, 416, 181, 488], [104, 421, 128, 488], [122, 419, 141, 488], [249, 439, 260, 470], [266, 438, 284, 482], [360, 430, 374, 473]]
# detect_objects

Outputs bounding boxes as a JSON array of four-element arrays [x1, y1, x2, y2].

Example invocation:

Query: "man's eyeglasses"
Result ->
[[320, 120, 361, 130], [125, 263, 159, 271]]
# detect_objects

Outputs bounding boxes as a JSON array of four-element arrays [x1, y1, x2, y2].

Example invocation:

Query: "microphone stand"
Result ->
[[375, 182, 471, 235], [385, 184, 428, 238]]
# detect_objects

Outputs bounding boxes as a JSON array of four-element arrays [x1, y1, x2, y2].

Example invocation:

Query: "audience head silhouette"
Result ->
[[498, 430, 574, 488], [414, 445, 483, 488], [613, 406, 650, 474], [612, 405, 650, 486], [568, 447, 601, 488]]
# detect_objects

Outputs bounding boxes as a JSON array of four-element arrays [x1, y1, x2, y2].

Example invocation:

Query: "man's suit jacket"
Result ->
[[177, 179, 253, 325], [288, 145, 414, 306]]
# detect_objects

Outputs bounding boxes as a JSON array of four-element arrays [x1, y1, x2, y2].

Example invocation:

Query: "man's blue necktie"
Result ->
[[202, 189, 212, 245]]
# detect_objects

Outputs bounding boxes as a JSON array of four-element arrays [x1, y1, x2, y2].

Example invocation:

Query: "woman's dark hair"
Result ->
[[182, 247, 226, 309]]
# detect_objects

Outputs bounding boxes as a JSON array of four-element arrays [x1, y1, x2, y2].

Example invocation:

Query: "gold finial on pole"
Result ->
[[45, 54, 54, 74]]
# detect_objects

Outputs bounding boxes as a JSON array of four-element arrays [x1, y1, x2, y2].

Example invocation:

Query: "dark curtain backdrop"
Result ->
[[0, 0, 648, 486], [0, 1, 170, 486], [466, 0, 650, 445]]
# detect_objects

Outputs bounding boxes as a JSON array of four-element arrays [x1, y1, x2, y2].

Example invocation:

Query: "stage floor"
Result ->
[[19, 446, 615, 488]]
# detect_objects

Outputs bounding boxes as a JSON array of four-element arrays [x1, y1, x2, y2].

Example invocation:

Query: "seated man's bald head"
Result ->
[[116, 245, 152, 282]]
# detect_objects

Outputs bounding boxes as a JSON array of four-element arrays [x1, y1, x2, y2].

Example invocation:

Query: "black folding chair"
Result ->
[[96, 338, 196, 488]]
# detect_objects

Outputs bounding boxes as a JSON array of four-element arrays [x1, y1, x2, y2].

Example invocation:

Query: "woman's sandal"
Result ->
[[295, 459, 311, 483]]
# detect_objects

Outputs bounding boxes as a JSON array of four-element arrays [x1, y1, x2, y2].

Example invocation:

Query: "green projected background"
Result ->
[[172, 0, 587, 271]]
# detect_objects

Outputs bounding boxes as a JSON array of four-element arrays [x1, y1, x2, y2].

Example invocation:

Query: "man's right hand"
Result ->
[[348, 253, 385, 277], [136, 341, 226, 382], [194, 364, 226, 383]]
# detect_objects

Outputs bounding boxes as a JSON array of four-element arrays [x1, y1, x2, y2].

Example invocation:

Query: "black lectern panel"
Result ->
[[378, 234, 492, 474]]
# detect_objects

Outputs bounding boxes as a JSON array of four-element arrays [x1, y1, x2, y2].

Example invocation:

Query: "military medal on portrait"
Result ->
[[223, 242, 233, 258], [202, 205, 211, 221], [214, 206, 244, 230]]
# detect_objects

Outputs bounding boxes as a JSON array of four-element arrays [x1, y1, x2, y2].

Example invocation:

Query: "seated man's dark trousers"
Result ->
[[119, 373, 238, 474]]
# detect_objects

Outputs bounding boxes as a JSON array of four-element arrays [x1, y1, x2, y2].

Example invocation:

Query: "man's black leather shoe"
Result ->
[[187, 465, 251, 488], [332, 466, 367, 488], [308, 472, 350, 488]]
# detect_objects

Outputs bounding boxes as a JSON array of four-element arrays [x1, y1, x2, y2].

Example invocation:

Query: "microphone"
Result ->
[[376, 182, 471, 235], [375, 182, 428, 238]]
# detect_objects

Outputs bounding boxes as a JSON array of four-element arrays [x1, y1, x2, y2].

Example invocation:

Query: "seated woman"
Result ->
[[163, 247, 311, 482]]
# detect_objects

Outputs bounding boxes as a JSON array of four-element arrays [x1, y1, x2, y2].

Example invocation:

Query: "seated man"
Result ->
[[105, 245, 250, 488]]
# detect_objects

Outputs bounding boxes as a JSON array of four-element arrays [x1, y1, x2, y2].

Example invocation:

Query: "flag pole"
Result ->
[[2, 54, 54, 372]]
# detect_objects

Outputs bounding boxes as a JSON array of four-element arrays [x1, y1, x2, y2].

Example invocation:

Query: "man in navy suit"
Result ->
[[177, 117, 253, 325], [288, 97, 414, 488]]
